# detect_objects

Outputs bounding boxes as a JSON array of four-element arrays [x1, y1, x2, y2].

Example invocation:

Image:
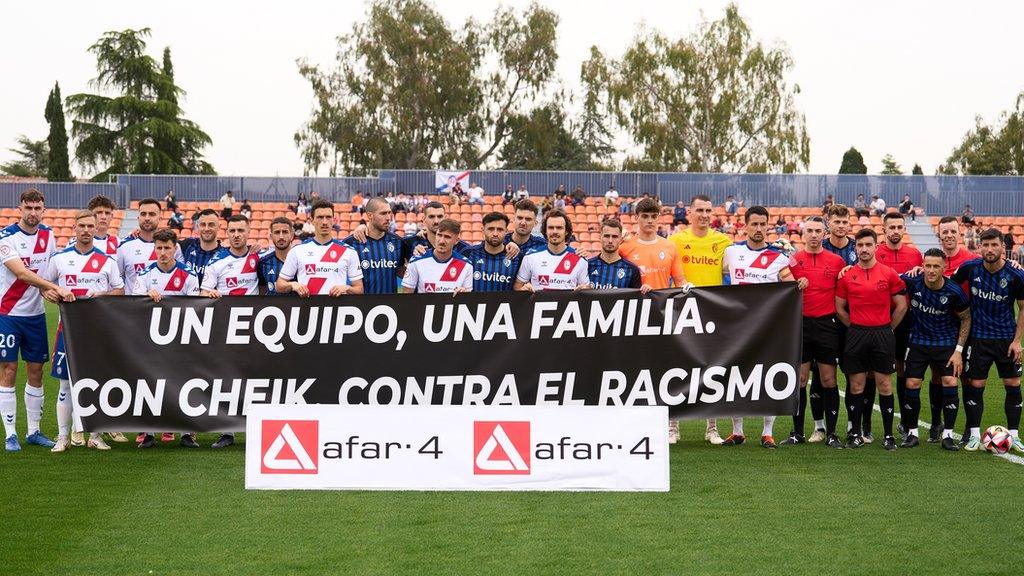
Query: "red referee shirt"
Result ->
[[943, 246, 974, 277], [789, 249, 845, 317], [836, 262, 906, 327], [876, 243, 923, 275]]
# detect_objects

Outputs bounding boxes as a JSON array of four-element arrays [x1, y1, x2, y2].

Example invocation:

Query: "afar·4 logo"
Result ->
[[473, 421, 530, 475], [261, 420, 319, 474]]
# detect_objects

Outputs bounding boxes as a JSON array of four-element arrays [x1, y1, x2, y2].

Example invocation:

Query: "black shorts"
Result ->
[[894, 318, 912, 361], [802, 315, 840, 365], [964, 338, 1023, 380], [904, 344, 956, 379], [843, 325, 896, 375]]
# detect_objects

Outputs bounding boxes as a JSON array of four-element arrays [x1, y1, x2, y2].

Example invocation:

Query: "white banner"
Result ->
[[245, 405, 669, 492], [435, 169, 470, 194]]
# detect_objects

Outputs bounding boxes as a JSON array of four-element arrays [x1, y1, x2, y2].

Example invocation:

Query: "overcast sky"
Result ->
[[3, 0, 1022, 178]]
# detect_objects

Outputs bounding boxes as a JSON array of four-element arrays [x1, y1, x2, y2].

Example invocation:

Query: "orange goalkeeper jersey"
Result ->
[[618, 236, 686, 289]]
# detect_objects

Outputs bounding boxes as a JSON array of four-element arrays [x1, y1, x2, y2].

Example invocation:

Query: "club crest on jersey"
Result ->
[[876, 280, 889, 291], [1000, 278, 1008, 289], [504, 259, 512, 268], [387, 242, 395, 253], [172, 277, 181, 288], [449, 266, 458, 278], [617, 268, 626, 279], [939, 295, 948, 304], [659, 251, 666, 261]]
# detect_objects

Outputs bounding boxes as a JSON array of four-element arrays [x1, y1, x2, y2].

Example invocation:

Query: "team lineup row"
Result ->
[[0, 189, 1021, 454]]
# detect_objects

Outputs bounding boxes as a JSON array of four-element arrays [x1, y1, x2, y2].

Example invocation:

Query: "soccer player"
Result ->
[[787, 217, 846, 448], [74, 195, 121, 256], [465, 212, 522, 292], [277, 200, 364, 298], [876, 212, 923, 438], [667, 194, 727, 444], [257, 217, 294, 296], [721, 206, 798, 448], [343, 197, 405, 294], [506, 200, 546, 252], [622, 198, 686, 290], [951, 228, 1024, 452], [44, 210, 125, 453], [179, 209, 221, 287], [588, 219, 647, 291], [835, 228, 908, 450], [515, 209, 589, 292], [118, 198, 181, 297], [0, 189, 73, 452], [900, 248, 970, 451], [401, 219, 473, 294], [134, 229, 202, 447]]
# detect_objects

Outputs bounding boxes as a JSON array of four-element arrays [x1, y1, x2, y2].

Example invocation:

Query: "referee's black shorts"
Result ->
[[904, 344, 957, 379], [964, 338, 1023, 380], [843, 324, 896, 375], [802, 315, 840, 365]]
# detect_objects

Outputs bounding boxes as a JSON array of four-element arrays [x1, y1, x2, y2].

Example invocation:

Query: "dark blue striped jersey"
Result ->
[[901, 274, 969, 347], [505, 232, 545, 253], [952, 259, 1024, 340], [402, 235, 471, 259], [257, 251, 288, 295], [823, 236, 857, 266], [343, 232, 405, 294], [464, 244, 521, 292], [179, 238, 221, 287], [587, 255, 642, 289]]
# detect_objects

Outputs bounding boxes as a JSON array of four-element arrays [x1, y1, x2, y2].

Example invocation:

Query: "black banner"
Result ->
[[62, 285, 801, 432]]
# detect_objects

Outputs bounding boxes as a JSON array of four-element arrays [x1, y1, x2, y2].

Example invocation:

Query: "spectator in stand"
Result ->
[[554, 183, 566, 197], [449, 182, 466, 205], [296, 192, 310, 216], [467, 182, 485, 205], [899, 195, 915, 221], [1003, 231, 1015, 256], [164, 190, 178, 212], [673, 201, 689, 227], [604, 185, 619, 206], [351, 191, 364, 213], [821, 194, 835, 215], [724, 195, 739, 215], [502, 184, 515, 205], [775, 214, 787, 234], [870, 194, 886, 216], [619, 197, 634, 215], [540, 195, 554, 216], [300, 219, 315, 240], [168, 207, 185, 231], [711, 214, 723, 231], [553, 191, 566, 211], [239, 200, 252, 221], [514, 184, 530, 201], [853, 194, 870, 218], [219, 190, 235, 219], [722, 215, 736, 235], [571, 185, 586, 207], [963, 222, 980, 252], [403, 220, 419, 236], [961, 204, 975, 225], [392, 193, 409, 214], [657, 225, 668, 238], [858, 213, 871, 225], [787, 217, 801, 235]]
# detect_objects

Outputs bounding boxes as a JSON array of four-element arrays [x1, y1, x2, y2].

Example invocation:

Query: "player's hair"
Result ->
[[365, 197, 389, 213], [938, 215, 959, 226], [197, 208, 218, 219], [87, 194, 116, 211], [979, 227, 1003, 243], [310, 199, 334, 216], [227, 214, 250, 226], [74, 209, 95, 221], [482, 212, 509, 226], [690, 194, 712, 206], [514, 199, 538, 213], [437, 218, 461, 235], [882, 211, 904, 223], [744, 205, 770, 223], [854, 228, 877, 243], [805, 216, 825, 225], [152, 229, 179, 244], [923, 248, 946, 260], [424, 201, 445, 213], [270, 216, 293, 230], [20, 188, 44, 204], [601, 218, 623, 233], [826, 204, 850, 219], [541, 209, 573, 239], [138, 198, 162, 211], [634, 198, 661, 215]]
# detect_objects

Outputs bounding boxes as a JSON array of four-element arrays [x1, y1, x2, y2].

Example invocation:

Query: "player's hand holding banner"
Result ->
[[60, 285, 801, 432]]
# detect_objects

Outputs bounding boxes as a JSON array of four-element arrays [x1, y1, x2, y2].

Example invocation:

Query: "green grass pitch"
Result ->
[[1, 303, 1021, 575]]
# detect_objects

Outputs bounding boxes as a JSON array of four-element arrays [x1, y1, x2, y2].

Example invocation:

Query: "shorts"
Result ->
[[843, 325, 896, 375], [894, 318, 911, 361], [904, 344, 956, 379], [50, 323, 67, 379], [964, 338, 1023, 380], [802, 315, 840, 365], [0, 314, 50, 364]]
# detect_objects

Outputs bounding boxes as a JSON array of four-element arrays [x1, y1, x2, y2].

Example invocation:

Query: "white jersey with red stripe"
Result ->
[[279, 238, 363, 295], [724, 242, 789, 284], [200, 248, 261, 296], [402, 250, 473, 293], [117, 236, 182, 294], [0, 223, 57, 316], [67, 234, 119, 256], [133, 261, 200, 296], [42, 245, 124, 297], [516, 246, 589, 291]]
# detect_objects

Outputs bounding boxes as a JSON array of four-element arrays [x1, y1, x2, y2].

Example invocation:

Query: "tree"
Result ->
[[880, 153, 903, 175], [498, 99, 593, 170], [838, 147, 867, 174], [576, 46, 616, 169], [0, 135, 48, 177], [66, 28, 214, 180], [585, 3, 809, 172], [44, 82, 73, 181], [911, 163, 923, 175], [295, 0, 559, 175], [943, 92, 1024, 175]]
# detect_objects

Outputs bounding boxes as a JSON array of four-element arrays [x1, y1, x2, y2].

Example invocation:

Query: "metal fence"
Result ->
[[0, 182, 128, 209], [116, 175, 395, 203]]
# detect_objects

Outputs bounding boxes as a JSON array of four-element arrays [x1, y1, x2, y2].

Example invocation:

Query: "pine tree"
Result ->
[[838, 147, 867, 174], [44, 82, 73, 181]]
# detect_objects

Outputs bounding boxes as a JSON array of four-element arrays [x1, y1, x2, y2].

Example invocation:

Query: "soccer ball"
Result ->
[[981, 425, 1013, 454]]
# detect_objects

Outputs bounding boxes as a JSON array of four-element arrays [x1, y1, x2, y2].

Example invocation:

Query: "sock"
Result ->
[[964, 386, 985, 432], [862, 378, 876, 432], [845, 381, 853, 432], [24, 385, 43, 435], [895, 375, 907, 424], [904, 388, 921, 434], [814, 419, 824, 431], [763, 416, 775, 437], [879, 393, 895, 437], [706, 419, 717, 432], [56, 379, 72, 437], [942, 387, 959, 434], [824, 387, 840, 435], [929, 379, 943, 427], [809, 363, 824, 422], [1005, 386, 1022, 432], [970, 426, 980, 438], [847, 392, 863, 436], [731, 417, 744, 436], [793, 386, 807, 436], [0, 387, 15, 437]]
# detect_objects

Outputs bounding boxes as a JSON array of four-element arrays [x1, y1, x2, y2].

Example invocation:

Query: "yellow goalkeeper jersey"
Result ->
[[668, 228, 731, 287]]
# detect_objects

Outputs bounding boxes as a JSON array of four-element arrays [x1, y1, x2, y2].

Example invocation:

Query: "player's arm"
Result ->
[[399, 261, 418, 294], [200, 270, 221, 299], [6, 250, 73, 302], [835, 296, 850, 327], [779, 266, 796, 283], [1011, 298, 1024, 362], [514, 257, 534, 292], [330, 278, 363, 297], [91, 287, 124, 297], [947, 307, 971, 377], [670, 247, 687, 287], [889, 293, 908, 329], [275, 249, 308, 297], [573, 260, 592, 291], [452, 265, 473, 295]]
